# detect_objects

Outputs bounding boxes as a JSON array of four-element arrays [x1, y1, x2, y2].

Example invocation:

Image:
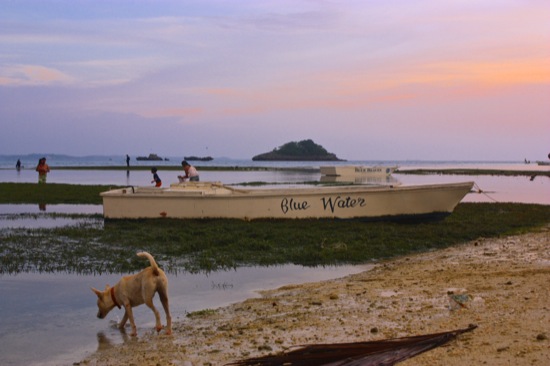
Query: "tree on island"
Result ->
[[252, 139, 345, 161]]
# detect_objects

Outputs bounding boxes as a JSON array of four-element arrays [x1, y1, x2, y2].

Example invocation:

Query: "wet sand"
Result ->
[[80, 228, 549, 366]]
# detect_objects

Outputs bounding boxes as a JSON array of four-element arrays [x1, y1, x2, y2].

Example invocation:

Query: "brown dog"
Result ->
[[91, 251, 172, 336]]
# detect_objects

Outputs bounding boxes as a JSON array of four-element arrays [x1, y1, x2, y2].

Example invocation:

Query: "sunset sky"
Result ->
[[1, 0, 549, 160]]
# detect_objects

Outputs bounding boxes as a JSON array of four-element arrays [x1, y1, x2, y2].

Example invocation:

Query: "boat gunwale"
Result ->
[[100, 181, 475, 198]]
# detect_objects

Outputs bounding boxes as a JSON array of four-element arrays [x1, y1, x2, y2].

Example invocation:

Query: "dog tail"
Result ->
[[137, 251, 160, 276]]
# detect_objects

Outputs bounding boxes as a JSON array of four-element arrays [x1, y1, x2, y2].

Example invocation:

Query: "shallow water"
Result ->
[[0, 166, 319, 186], [0, 204, 102, 229], [0, 265, 370, 366], [398, 173, 550, 205]]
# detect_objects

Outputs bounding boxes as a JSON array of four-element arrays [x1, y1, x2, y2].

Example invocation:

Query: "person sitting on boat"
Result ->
[[151, 167, 162, 187], [178, 160, 199, 182]]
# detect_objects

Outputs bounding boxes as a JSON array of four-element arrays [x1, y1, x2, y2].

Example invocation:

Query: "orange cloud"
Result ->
[[407, 59, 550, 86], [138, 56, 549, 121], [329, 57, 550, 98]]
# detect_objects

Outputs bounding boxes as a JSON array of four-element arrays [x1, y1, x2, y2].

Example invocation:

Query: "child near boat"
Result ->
[[151, 167, 162, 187]]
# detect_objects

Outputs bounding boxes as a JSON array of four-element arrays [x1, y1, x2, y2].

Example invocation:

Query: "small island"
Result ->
[[136, 153, 165, 161], [252, 139, 345, 161], [184, 156, 213, 161]]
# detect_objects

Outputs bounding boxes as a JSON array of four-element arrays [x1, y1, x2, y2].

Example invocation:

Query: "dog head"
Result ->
[[91, 285, 117, 319]]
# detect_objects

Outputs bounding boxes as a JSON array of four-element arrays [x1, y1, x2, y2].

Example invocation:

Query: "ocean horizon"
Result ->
[[0, 153, 534, 170]]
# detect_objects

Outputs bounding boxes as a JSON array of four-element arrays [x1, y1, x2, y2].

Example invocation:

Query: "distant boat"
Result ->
[[101, 181, 473, 220], [184, 156, 213, 161], [136, 153, 164, 161], [320, 175, 401, 186], [320, 165, 398, 177]]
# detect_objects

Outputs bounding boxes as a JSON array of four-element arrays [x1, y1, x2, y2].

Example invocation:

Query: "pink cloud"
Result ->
[[0, 65, 72, 86]]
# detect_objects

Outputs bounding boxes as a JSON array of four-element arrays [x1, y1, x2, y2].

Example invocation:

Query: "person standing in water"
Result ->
[[36, 157, 50, 183], [126, 154, 130, 168], [178, 160, 199, 182]]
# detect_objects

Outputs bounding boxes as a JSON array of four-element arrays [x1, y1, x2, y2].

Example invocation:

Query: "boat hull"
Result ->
[[101, 181, 473, 220]]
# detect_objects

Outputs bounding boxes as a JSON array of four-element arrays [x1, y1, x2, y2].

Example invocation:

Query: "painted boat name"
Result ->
[[281, 197, 310, 213], [281, 196, 366, 214]]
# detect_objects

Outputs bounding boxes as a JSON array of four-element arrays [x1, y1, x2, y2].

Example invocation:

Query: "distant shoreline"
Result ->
[[5, 165, 549, 177]]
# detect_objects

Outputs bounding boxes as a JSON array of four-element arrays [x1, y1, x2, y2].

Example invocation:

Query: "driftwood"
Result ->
[[226, 324, 477, 366]]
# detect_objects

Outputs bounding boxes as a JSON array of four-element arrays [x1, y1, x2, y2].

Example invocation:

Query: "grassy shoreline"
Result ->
[[1, 201, 549, 274], [0, 183, 116, 204]]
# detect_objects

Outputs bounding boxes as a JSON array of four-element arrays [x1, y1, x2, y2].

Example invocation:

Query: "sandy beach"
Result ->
[[80, 227, 549, 366]]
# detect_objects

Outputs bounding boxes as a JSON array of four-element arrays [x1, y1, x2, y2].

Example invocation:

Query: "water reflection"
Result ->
[[1, 204, 102, 215], [0, 204, 103, 229]]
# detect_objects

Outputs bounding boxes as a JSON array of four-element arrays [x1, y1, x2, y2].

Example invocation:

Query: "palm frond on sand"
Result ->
[[226, 324, 477, 366]]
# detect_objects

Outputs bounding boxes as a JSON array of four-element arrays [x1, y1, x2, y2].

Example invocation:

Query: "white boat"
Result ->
[[101, 181, 473, 220], [320, 165, 398, 177]]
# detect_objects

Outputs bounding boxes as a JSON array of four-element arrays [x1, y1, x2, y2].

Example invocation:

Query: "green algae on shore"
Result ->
[[1, 202, 549, 275], [0, 183, 117, 204]]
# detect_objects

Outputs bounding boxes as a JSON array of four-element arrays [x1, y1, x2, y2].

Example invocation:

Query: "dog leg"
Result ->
[[124, 304, 138, 336], [158, 288, 172, 335], [119, 312, 129, 329], [145, 298, 163, 333]]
